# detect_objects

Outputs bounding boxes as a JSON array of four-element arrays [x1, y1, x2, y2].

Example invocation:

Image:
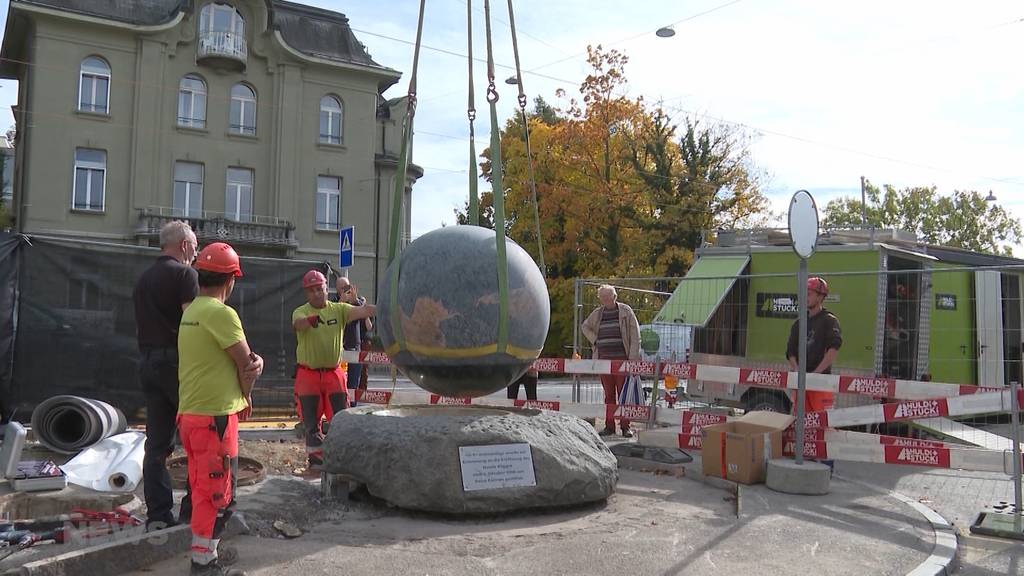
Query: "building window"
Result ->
[[177, 75, 207, 128], [173, 161, 204, 218], [229, 84, 256, 136], [72, 148, 106, 211], [226, 167, 252, 222], [78, 57, 110, 114], [319, 95, 343, 145], [200, 3, 245, 37], [316, 176, 341, 231]]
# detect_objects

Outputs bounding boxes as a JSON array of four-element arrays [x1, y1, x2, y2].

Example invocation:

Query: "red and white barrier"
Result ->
[[670, 410, 1019, 473], [342, 350, 1007, 404], [676, 410, 729, 451], [802, 389, 1023, 429], [353, 389, 393, 404], [351, 389, 564, 412], [781, 438, 1019, 474]]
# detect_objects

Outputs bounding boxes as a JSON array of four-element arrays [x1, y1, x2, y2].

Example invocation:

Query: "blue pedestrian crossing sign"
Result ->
[[339, 226, 354, 268]]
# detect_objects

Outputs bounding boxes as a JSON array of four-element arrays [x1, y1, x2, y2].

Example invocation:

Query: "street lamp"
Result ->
[[656, 26, 676, 38], [505, 76, 519, 86]]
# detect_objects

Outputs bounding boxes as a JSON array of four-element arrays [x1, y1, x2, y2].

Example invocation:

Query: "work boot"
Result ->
[[621, 429, 634, 439], [307, 452, 324, 470], [598, 428, 615, 437], [145, 516, 178, 532], [190, 560, 246, 576]]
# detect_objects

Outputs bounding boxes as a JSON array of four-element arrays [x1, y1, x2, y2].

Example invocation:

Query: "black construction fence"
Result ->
[[0, 232, 334, 423]]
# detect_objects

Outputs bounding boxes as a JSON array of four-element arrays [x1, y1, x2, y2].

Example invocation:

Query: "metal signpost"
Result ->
[[1013, 380, 1022, 534], [339, 225, 355, 271], [788, 190, 819, 465]]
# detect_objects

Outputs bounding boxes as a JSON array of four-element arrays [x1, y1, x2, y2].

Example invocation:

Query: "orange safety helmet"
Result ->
[[195, 242, 243, 277], [302, 269, 327, 288], [807, 276, 829, 296]]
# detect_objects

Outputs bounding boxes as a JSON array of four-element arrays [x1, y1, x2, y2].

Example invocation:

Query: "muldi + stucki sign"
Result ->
[[756, 292, 800, 319]]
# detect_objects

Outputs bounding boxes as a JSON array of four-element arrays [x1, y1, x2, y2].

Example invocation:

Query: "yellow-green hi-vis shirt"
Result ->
[[178, 296, 249, 416], [293, 301, 352, 369]]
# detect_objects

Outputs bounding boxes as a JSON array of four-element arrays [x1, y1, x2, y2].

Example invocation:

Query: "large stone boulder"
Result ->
[[375, 225, 551, 398], [323, 405, 618, 514]]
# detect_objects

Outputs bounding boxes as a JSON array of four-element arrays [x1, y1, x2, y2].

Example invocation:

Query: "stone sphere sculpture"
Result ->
[[376, 225, 550, 397]]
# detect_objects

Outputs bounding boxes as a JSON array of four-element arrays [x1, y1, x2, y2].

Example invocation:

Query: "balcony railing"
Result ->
[[197, 31, 247, 69], [136, 207, 297, 254]]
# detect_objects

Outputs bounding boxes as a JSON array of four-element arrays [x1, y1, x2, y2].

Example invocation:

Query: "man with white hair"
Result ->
[[133, 220, 198, 530], [581, 284, 641, 437]]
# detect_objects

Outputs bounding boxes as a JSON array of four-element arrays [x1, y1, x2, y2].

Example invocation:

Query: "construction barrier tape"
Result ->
[[346, 350, 1014, 404]]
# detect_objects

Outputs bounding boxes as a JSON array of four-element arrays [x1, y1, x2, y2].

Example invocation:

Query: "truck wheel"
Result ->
[[743, 390, 791, 414]]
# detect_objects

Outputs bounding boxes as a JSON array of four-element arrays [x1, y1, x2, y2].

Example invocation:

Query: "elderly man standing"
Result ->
[[581, 285, 641, 438], [133, 220, 198, 530]]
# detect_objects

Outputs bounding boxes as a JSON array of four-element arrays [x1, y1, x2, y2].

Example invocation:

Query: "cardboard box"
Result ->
[[701, 411, 796, 484]]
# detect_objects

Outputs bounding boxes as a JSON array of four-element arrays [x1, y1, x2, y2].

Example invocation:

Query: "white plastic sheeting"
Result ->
[[60, 431, 145, 492]]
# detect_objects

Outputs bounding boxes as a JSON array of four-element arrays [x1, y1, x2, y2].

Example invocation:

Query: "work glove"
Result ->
[[307, 315, 321, 328]]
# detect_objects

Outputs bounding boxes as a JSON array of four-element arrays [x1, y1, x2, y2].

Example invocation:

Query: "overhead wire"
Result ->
[[2, 6, 1021, 193], [524, 0, 746, 73]]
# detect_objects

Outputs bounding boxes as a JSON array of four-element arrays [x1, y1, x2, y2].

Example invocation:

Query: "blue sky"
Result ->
[[2, 0, 1021, 253]]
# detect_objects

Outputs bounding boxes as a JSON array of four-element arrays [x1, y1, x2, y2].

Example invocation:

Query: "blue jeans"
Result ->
[[346, 360, 363, 407]]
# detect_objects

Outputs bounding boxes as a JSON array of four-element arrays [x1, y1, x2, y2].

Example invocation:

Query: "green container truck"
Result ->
[[654, 229, 1024, 412]]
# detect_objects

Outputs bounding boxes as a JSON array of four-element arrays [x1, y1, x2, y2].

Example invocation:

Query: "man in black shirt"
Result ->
[[336, 276, 371, 406], [786, 276, 842, 412], [133, 221, 198, 530]]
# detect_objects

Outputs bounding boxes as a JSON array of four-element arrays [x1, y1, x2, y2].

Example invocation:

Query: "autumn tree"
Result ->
[[455, 46, 771, 354], [822, 183, 1021, 255]]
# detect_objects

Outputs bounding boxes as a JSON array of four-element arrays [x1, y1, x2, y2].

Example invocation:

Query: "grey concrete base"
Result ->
[[765, 458, 831, 495], [323, 405, 618, 514], [321, 472, 357, 503], [10, 524, 190, 576]]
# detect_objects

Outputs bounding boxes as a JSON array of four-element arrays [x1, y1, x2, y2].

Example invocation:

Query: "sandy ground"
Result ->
[[128, 468, 936, 576]]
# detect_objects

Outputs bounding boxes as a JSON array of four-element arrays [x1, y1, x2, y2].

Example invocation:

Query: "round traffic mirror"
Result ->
[[788, 190, 819, 259]]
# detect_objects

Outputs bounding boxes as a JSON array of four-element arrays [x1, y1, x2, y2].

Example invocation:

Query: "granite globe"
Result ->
[[376, 225, 550, 397]]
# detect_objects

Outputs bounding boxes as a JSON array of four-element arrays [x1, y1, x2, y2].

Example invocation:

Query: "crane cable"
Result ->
[[466, 0, 480, 225], [483, 0, 510, 354], [505, 0, 546, 277], [386, 0, 427, 355]]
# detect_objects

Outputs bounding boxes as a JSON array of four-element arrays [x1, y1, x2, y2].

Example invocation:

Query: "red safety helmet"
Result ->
[[302, 269, 327, 288], [195, 242, 243, 277], [807, 276, 829, 296]]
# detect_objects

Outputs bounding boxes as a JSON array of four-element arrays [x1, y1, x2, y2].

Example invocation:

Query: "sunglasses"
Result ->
[[339, 285, 353, 293]]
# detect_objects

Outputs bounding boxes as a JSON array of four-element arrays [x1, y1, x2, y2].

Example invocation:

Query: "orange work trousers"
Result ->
[[178, 412, 238, 563]]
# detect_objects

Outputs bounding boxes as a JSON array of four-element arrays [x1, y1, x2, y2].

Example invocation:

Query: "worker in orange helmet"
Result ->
[[786, 276, 842, 413], [292, 269, 376, 469], [177, 242, 262, 576]]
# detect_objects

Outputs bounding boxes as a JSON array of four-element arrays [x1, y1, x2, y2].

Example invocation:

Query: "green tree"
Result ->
[[822, 183, 1021, 255], [630, 111, 770, 277]]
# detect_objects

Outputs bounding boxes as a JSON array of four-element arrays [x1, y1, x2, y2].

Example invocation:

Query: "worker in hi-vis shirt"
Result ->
[[292, 269, 376, 468]]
